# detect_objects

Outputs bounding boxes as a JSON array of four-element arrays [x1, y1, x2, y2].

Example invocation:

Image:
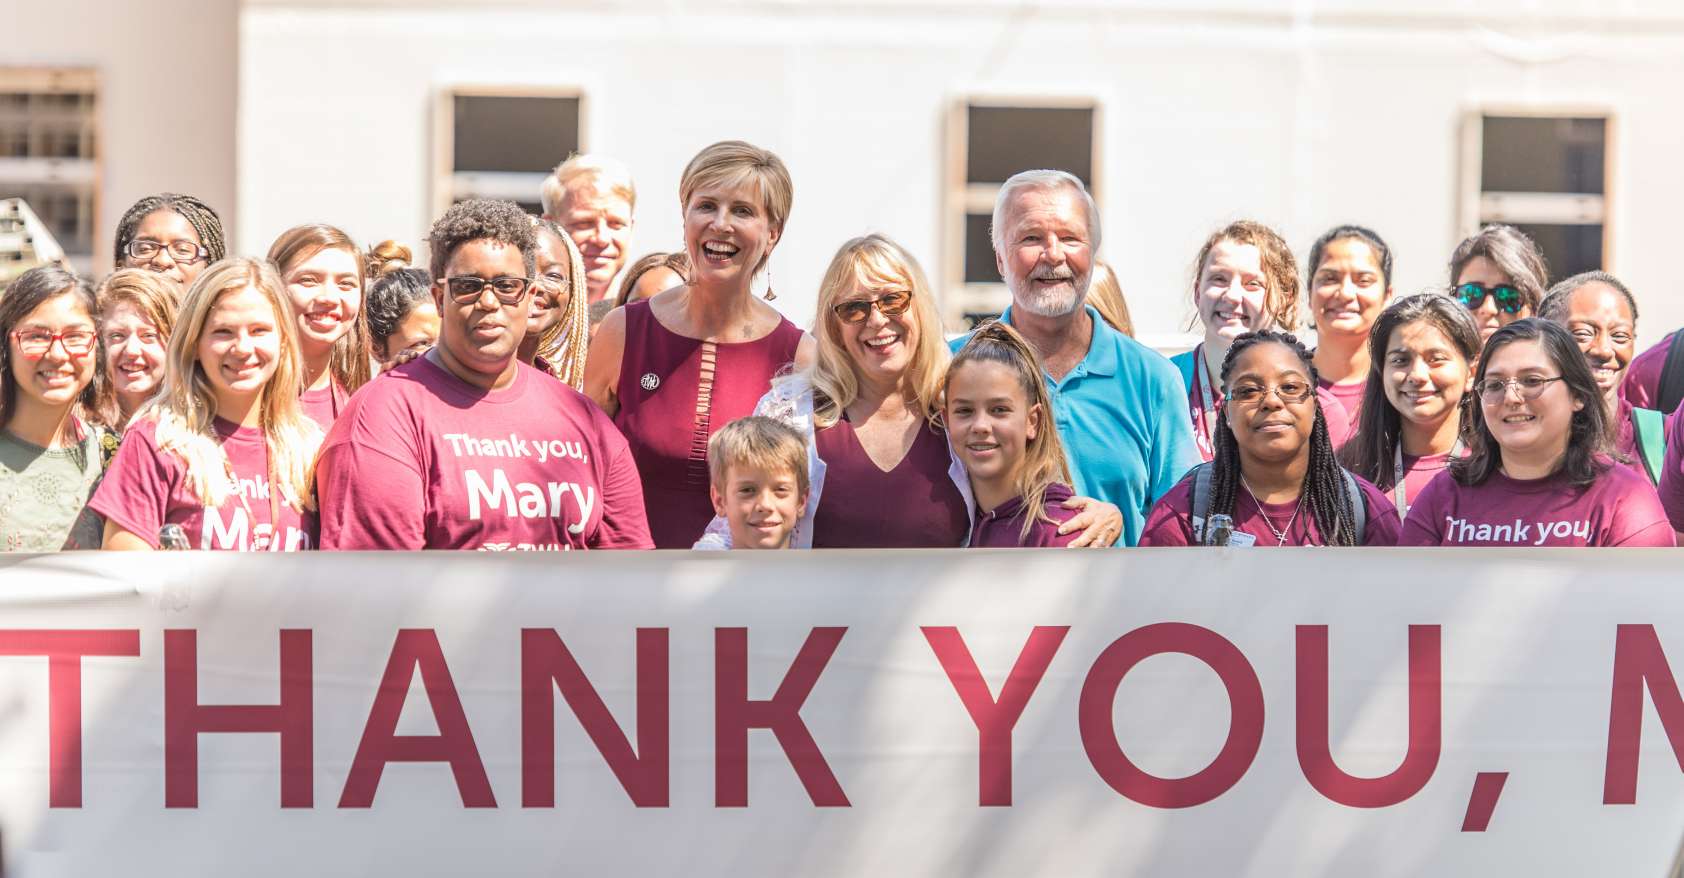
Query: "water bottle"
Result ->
[[158, 524, 190, 550]]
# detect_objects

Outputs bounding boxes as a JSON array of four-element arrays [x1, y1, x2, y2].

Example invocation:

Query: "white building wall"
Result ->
[[9, 0, 240, 269], [239, 1, 1684, 348]]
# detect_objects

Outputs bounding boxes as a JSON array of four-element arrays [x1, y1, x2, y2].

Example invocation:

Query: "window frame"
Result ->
[[1458, 105, 1615, 272], [0, 67, 99, 275], [430, 84, 588, 220], [943, 95, 1102, 331]]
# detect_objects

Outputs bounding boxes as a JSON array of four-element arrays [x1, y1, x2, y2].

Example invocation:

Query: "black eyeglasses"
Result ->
[[126, 239, 208, 264], [832, 290, 913, 325], [1455, 282, 1525, 315], [1227, 381, 1315, 407], [441, 275, 533, 305], [1476, 375, 1564, 404]]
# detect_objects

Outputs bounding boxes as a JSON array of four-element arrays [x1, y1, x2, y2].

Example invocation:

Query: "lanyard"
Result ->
[[1189, 344, 1219, 460], [225, 440, 283, 551], [1392, 438, 1464, 517]]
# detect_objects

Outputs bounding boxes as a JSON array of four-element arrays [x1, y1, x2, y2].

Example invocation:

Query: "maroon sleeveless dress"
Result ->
[[811, 416, 969, 547], [614, 300, 804, 548]]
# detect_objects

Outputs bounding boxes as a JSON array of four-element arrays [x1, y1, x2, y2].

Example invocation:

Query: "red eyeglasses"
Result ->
[[12, 328, 97, 359]]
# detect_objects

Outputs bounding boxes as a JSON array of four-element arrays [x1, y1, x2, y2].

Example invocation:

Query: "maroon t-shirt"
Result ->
[[300, 381, 349, 432], [969, 483, 1081, 548], [1622, 332, 1673, 410], [1400, 460, 1674, 547], [89, 417, 314, 551], [1317, 377, 1366, 442], [811, 417, 968, 548], [613, 300, 804, 548], [1611, 398, 1647, 479], [1139, 469, 1401, 547], [1396, 450, 1457, 514], [316, 355, 652, 550]]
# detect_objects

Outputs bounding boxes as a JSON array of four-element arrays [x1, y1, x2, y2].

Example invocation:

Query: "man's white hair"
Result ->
[[989, 169, 1101, 254], [540, 153, 638, 218]]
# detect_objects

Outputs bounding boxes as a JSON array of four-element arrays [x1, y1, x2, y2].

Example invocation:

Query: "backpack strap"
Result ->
[[1190, 462, 1214, 544], [1659, 332, 1684, 414], [1633, 406, 1667, 485], [1339, 468, 1367, 545]]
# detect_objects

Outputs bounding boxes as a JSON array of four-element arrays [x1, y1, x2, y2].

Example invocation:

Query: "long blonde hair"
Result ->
[[266, 224, 374, 394], [808, 234, 949, 428], [136, 257, 321, 510], [533, 219, 589, 390], [944, 320, 1073, 541]]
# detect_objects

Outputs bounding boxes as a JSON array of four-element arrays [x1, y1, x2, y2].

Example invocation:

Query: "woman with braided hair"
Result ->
[[1140, 330, 1401, 547], [114, 193, 227, 287], [521, 218, 589, 389]]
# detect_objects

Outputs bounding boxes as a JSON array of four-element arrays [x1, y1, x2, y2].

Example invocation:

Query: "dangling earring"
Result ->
[[763, 268, 777, 301]]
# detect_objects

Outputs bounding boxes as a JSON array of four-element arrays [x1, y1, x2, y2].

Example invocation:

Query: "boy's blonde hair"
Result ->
[[707, 416, 809, 496]]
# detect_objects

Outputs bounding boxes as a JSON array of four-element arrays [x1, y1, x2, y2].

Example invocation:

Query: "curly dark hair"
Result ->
[[427, 199, 536, 279], [113, 193, 226, 267]]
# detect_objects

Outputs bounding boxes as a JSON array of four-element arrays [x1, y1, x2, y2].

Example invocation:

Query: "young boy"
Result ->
[[704, 416, 810, 550]]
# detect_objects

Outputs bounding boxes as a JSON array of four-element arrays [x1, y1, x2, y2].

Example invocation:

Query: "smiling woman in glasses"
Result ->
[[314, 199, 651, 551], [1400, 318, 1673, 546], [1140, 330, 1400, 547], [113, 193, 227, 288], [0, 266, 106, 550], [1449, 224, 1550, 343]]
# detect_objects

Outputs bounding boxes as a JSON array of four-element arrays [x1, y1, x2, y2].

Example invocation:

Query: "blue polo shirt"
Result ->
[[951, 306, 1199, 545]]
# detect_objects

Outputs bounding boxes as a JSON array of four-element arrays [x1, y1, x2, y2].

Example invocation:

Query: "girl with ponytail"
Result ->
[[944, 320, 1083, 547], [1140, 330, 1401, 546]]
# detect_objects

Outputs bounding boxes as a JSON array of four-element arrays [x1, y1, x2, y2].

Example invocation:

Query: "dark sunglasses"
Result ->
[[441, 275, 532, 305], [832, 290, 913, 325], [1454, 282, 1525, 315]]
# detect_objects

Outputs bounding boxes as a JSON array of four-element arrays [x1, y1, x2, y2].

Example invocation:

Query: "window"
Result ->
[[944, 98, 1099, 330], [1460, 111, 1610, 278], [0, 68, 97, 276], [432, 87, 584, 219]]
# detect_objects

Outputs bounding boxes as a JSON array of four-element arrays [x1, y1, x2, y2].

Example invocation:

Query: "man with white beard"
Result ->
[[952, 170, 1198, 546]]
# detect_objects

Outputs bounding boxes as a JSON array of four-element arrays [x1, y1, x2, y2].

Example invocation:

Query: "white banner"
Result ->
[[2, 549, 1684, 876]]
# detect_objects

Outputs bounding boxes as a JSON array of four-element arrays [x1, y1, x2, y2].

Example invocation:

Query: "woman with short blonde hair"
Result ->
[[90, 257, 322, 551], [585, 140, 812, 547]]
